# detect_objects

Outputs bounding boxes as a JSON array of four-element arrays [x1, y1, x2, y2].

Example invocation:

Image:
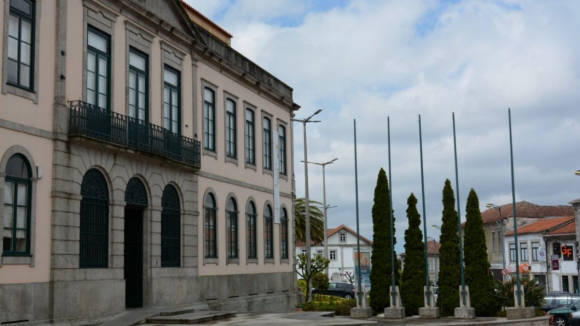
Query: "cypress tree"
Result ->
[[369, 168, 397, 312], [400, 193, 426, 316], [464, 189, 497, 316], [437, 179, 461, 316]]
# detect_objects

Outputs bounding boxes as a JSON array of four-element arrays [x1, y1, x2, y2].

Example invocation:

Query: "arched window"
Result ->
[[3, 154, 32, 255], [161, 185, 180, 267], [264, 204, 273, 259], [280, 207, 288, 260], [246, 201, 257, 259], [80, 169, 109, 268], [227, 197, 238, 259], [204, 193, 217, 258]]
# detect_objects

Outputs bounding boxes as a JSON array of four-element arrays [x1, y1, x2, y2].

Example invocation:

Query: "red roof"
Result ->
[[427, 240, 440, 254], [481, 201, 574, 224], [545, 220, 576, 236], [504, 216, 574, 236], [180, 1, 233, 38], [327, 224, 373, 245]]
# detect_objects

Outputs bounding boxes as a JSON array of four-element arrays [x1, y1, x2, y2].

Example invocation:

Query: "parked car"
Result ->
[[549, 299, 580, 326], [312, 282, 356, 299], [543, 292, 580, 312], [567, 310, 580, 326]]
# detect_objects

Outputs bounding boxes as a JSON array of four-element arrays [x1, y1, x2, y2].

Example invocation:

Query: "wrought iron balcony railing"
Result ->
[[69, 100, 201, 168]]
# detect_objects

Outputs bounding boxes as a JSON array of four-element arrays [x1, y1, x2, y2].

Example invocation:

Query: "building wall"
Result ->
[[0, 0, 57, 323], [0, 0, 297, 324]]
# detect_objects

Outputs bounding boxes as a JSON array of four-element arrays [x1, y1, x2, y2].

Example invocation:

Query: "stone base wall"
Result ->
[[0, 282, 51, 324], [51, 279, 125, 322]]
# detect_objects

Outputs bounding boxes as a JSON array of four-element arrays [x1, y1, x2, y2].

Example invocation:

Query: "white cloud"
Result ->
[[189, 0, 580, 252]]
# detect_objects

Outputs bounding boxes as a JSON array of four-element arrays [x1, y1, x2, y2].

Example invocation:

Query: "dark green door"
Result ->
[[124, 207, 143, 308]]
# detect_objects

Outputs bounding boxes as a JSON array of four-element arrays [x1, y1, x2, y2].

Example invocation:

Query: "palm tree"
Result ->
[[294, 198, 325, 244]]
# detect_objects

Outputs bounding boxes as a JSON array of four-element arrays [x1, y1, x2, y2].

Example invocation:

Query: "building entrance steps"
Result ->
[[146, 311, 237, 324]]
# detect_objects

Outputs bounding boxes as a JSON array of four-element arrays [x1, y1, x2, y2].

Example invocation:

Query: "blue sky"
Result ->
[[186, 0, 580, 254]]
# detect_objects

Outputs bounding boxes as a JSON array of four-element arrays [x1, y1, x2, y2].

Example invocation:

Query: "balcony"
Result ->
[[69, 100, 201, 168]]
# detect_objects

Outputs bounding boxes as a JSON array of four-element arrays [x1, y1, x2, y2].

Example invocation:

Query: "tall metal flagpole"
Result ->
[[419, 115, 432, 305], [388, 117, 396, 305], [452, 113, 467, 306], [354, 119, 363, 305], [509, 108, 522, 306]]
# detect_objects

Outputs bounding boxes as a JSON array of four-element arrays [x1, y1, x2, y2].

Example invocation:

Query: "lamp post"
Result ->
[[292, 109, 322, 301], [487, 203, 506, 278], [303, 158, 338, 278], [575, 170, 580, 283]]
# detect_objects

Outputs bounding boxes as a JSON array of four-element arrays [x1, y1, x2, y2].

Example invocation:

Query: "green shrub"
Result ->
[[298, 279, 307, 295], [334, 299, 357, 315], [312, 273, 329, 292], [494, 274, 545, 309]]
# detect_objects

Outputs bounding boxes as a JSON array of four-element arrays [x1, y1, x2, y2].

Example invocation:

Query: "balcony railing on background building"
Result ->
[[69, 100, 201, 168]]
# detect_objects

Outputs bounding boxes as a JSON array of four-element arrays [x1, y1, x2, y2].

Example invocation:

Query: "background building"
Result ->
[[0, 0, 298, 324]]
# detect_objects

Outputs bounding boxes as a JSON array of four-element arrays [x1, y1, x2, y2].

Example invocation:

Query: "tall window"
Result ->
[[80, 169, 109, 268], [3, 154, 31, 255], [163, 66, 180, 134], [226, 197, 238, 259], [203, 88, 215, 151], [532, 242, 540, 261], [204, 193, 217, 258], [520, 242, 528, 261], [330, 250, 336, 260], [339, 232, 346, 243], [509, 243, 516, 262], [225, 99, 236, 158], [428, 258, 434, 271], [247, 201, 257, 259], [245, 109, 255, 164], [86, 27, 110, 109], [7, 0, 35, 90], [264, 204, 273, 259], [263, 117, 272, 170], [161, 185, 180, 267], [280, 207, 288, 259], [128, 49, 148, 121], [278, 125, 287, 175], [492, 232, 496, 253]]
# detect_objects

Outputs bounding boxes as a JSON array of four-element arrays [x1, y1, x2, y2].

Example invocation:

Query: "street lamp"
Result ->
[[486, 203, 506, 276], [292, 109, 322, 301], [302, 158, 338, 277]]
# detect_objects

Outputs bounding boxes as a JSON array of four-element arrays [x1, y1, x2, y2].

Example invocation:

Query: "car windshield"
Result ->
[[568, 300, 580, 308]]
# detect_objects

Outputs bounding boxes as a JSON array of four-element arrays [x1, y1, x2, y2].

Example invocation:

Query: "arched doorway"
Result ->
[[124, 177, 148, 308]]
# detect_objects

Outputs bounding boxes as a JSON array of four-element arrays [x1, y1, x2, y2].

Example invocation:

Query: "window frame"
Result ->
[[163, 65, 181, 135], [203, 87, 216, 152], [339, 232, 346, 243], [278, 124, 287, 175], [245, 107, 256, 166], [204, 192, 217, 260], [161, 185, 181, 268], [329, 250, 337, 261], [509, 243, 516, 262], [263, 116, 272, 171], [86, 26, 111, 111], [520, 242, 528, 262], [532, 242, 540, 261], [2, 154, 32, 256], [128, 47, 149, 122], [6, 0, 35, 92], [79, 169, 110, 269], [491, 231, 496, 253], [246, 200, 257, 261], [225, 98, 237, 159], [280, 207, 288, 260], [226, 196, 238, 261], [264, 204, 274, 260]]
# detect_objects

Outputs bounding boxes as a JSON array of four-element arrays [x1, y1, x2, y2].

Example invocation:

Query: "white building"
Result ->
[[296, 224, 372, 285], [503, 216, 576, 293]]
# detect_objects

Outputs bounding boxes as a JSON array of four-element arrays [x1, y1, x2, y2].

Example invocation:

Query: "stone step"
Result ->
[[146, 311, 236, 324]]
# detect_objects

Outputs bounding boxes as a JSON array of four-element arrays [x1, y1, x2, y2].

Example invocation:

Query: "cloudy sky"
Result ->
[[186, 0, 580, 253]]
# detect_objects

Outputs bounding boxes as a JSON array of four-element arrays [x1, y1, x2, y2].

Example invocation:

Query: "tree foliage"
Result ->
[[400, 193, 427, 316], [464, 189, 498, 316], [294, 198, 325, 243], [313, 272, 330, 292], [296, 253, 330, 301], [437, 179, 461, 316], [494, 273, 545, 308], [369, 168, 398, 312]]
